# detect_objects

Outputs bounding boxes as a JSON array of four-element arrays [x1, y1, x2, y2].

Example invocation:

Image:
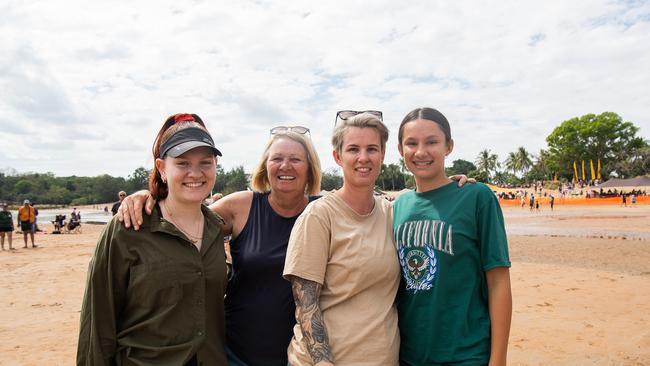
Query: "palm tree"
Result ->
[[504, 152, 518, 175], [516, 147, 533, 175], [534, 149, 551, 179], [475, 149, 499, 181], [504, 147, 533, 178]]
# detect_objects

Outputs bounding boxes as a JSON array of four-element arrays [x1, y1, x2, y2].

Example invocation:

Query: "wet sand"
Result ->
[[1, 204, 649, 365]]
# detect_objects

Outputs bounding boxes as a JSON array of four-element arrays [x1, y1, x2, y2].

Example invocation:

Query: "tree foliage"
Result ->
[[474, 149, 499, 182], [0, 164, 249, 205], [504, 147, 533, 178], [377, 163, 406, 191], [215, 165, 249, 195], [445, 159, 477, 176], [0, 172, 129, 205], [321, 168, 343, 191], [546, 112, 648, 179]]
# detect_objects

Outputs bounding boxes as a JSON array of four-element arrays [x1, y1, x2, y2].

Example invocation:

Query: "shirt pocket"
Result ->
[[128, 260, 182, 306]]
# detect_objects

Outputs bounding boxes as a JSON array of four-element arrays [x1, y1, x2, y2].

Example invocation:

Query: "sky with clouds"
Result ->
[[1, 0, 649, 178]]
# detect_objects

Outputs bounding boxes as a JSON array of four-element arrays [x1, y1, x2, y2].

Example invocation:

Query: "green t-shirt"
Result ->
[[393, 182, 510, 365]]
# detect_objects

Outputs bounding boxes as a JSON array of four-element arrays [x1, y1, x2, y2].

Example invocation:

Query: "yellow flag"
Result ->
[[554, 173, 558, 182], [581, 160, 586, 181], [597, 159, 601, 180], [590, 159, 595, 180], [573, 161, 578, 182]]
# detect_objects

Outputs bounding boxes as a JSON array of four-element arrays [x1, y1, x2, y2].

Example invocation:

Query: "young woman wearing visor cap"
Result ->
[[77, 113, 228, 366]]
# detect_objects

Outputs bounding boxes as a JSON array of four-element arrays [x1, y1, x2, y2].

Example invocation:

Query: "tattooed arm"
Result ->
[[288, 275, 334, 365]]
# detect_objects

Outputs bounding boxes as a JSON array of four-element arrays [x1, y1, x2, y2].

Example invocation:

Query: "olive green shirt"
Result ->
[[77, 204, 228, 366]]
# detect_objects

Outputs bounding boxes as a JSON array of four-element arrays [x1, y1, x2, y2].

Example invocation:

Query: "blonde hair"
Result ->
[[331, 113, 389, 154], [250, 132, 322, 196]]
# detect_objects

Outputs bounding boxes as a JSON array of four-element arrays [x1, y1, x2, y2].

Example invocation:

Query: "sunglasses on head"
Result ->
[[334, 110, 383, 125], [270, 126, 310, 136]]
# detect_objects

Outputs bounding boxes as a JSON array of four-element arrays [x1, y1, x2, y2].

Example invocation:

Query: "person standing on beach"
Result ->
[[393, 107, 511, 365], [284, 111, 400, 365], [111, 191, 127, 215], [550, 194, 555, 211], [77, 113, 228, 365], [31, 203, 40, 232], [0, 203, 13, 250], [17, 200, 36, 248]]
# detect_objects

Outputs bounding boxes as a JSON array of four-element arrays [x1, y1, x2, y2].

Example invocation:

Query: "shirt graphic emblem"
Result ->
[[395, 220, 453, 292]]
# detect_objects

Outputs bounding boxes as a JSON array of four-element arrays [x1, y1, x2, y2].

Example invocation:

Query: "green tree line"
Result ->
[[2, 112, 647, 203], [470, 112, 649, 185], [0, 165, 250, 206]]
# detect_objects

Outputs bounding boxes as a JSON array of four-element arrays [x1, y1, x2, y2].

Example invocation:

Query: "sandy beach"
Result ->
[[1, 203, 649, 365]]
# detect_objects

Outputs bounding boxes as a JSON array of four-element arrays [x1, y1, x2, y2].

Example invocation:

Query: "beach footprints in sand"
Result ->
[[511, 337, 529, 349], [31, 302, 62, 307]]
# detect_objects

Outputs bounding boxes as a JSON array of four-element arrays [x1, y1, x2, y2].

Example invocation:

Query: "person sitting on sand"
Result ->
[[71, 208, 81, 222], [52, 215, 66, 234]]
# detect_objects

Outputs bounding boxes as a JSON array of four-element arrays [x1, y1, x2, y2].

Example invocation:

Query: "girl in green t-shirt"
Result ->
[[393, 107, 512, 366]]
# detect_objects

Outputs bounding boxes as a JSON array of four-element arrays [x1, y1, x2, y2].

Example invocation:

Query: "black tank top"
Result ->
[[225, 192, 318, 365]]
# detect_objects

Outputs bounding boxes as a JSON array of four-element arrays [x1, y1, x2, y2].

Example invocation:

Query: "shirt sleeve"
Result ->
[[476, 186, 511, 272], [76, 221, 129, 366], [283, 205, 330, 285]]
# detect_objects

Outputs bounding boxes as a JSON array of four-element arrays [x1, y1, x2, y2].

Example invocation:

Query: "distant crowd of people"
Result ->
[[0, 193, 128, 248]]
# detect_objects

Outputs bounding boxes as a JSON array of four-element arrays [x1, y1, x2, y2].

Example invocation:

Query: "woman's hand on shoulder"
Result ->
[[117, 190, 156, 231], [449, 174, 477, 187]]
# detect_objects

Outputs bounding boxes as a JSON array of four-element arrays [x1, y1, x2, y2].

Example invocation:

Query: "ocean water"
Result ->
[[9, 208, 112, 225]]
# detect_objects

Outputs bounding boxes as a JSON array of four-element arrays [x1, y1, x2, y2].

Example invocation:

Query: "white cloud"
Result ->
[[0, 0, 648, 178]]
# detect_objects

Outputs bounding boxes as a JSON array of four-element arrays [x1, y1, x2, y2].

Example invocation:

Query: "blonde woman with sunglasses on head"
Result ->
[[118, 125, 322, 366]]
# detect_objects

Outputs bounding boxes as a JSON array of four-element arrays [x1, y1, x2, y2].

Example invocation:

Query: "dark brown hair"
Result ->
[[398, 107, 452, 145], [149, 113, 209, 200]]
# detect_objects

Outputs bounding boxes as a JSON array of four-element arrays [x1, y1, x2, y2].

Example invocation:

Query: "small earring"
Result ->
[[162, 176, 167, 183]]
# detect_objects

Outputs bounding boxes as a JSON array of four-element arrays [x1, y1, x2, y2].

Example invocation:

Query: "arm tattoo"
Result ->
[[290, 277, 334, 364]]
